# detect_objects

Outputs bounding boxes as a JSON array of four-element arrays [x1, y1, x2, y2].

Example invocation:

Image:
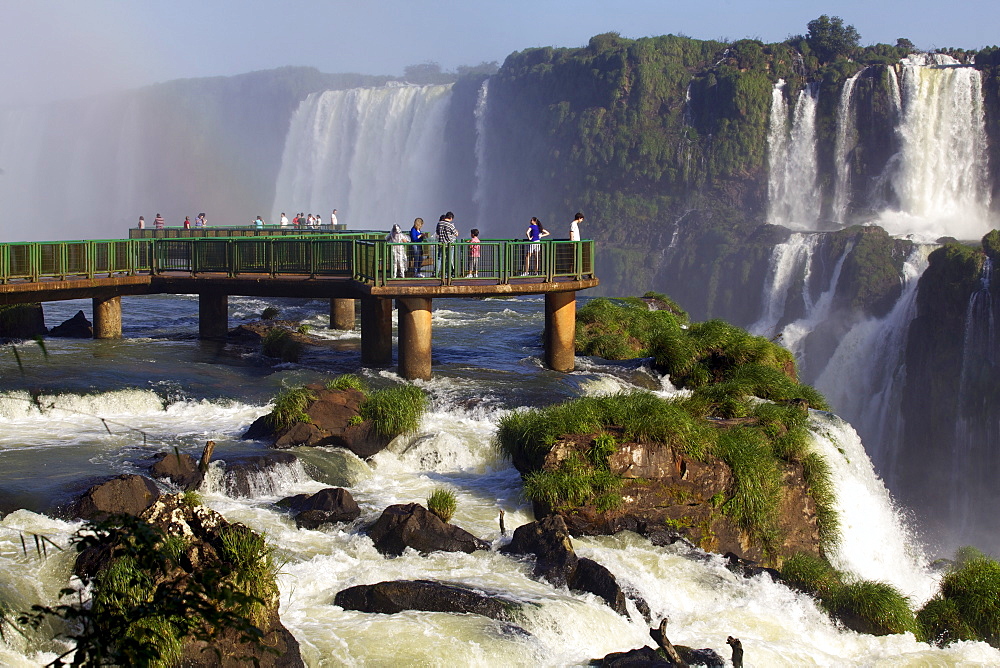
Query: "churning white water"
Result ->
[[831, 70, 864, 225], [749, 233, 819, 339], [767, 83, 821, 229], [270, 84, 453, 229]]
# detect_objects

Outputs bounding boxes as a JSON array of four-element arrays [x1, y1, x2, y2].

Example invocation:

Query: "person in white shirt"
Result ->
[[280, 213, 289, 227], [330, 209, 339, 227], [569, 212, 584, 241]]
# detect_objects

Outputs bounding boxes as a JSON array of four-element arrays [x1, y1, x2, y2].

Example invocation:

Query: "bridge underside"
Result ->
[[0, 274, 597, 379]]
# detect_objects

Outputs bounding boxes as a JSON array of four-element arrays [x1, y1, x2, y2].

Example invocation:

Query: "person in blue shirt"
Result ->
[[524, 216, 549, 274], [409, 217, 427, 277]]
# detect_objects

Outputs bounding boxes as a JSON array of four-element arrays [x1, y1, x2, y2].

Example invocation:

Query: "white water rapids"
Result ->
[[2, 373, 998, 665]]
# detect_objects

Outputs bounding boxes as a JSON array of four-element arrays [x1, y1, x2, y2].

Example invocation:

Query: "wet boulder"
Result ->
[[149, 452, 203, 491], [49, 310, 93, 338], [596, 646, 672, 666], [280, 487, 361, 529], [366, 503, 488, 556], [501, 515, 578, 587], [72, 474, 160, 520], [334, 580, 524, 623], [0, 303, 46, 339]]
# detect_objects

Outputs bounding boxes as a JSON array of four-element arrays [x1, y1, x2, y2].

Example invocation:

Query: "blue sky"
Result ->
[[1, 0, 995, 106]]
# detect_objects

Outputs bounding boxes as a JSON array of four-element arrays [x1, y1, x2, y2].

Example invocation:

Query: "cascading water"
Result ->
[[270, 84, 453, 228], [767, 82, 821, 229], [951, 257, 998, 540], [472, 78, 491, 218], [879, 55, 992, 239], [812, 246, 931, 488], [748, 233, 819, 338], [831, 70, 864, 225]]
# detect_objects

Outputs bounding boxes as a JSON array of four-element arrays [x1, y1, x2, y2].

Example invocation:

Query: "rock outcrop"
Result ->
[[243, 385, 392, 458], [280, 487, 361, 529], [149, 452, 203, 491], [72, 474, 160, 520], [366, 503, 489, 556], [334, 580, 524, 623], [0, 303, 46, 339], [49, 310, 93, 338]]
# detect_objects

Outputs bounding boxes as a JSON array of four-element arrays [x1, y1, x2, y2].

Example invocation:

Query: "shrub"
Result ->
[[781, 552, 842, 598], [296, 324, 312, 335], [426, 489, 457, 523], [267, 386, 315, 430], [523, 455, 623, 511], [359, 384, 427, 438], [261, 307, 280, 320], [716, 427, 782, 556], [181, 491, 202, 508], [218, 525, 279, 625]]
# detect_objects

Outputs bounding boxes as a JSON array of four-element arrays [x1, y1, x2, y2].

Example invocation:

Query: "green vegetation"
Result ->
[[917, 549, 1000, 647], [218, 525, 280, 625], [781, 553, 916, 636], [805, 15, 862, 64], [181, 490, 203, 507], [261, 328, 302, 362], [267, 386, 316, 430], [325, 374, 368, 393], [426, 489, 458, 523], [359, 384, 428, 438], [296, 324, 312, 335], [15, 515, 273, 667]]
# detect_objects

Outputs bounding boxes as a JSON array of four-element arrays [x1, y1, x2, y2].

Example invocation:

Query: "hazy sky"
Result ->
[[1, 0, 995, 107]]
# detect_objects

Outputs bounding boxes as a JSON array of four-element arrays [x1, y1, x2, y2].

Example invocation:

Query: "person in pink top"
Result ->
[[466, 228, 481, 277], [154, 213, 164, 230]]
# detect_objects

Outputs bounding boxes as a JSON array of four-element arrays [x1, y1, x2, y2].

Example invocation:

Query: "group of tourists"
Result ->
[[137, 213, 206, 230], [277, 210, 338, 228], [384, 211, 585, 279]]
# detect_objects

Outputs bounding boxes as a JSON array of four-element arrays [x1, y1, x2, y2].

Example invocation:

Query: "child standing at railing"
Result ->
[[466, 229, 481, 278]]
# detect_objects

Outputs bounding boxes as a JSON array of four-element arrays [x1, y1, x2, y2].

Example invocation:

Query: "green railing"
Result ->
[[1, 236, 595, 287], [0, 239, 154, 283]]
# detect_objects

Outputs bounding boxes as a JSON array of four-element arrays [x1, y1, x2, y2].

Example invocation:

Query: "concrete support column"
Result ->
[[360, 297, 393, 366], [330, 298, 356, 330], [92, 295, 122, 339], [544, 291, 576, 372], [397, 297, 433, 380], [198, 294, 229, 340]]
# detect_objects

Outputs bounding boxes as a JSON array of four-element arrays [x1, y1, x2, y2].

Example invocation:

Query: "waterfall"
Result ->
[[472, 78, 491, 216], [879, 55, 992, 239], [270, 84, 453, 228], [813, 246, 931, 486], [951, 257, 998, 540], [767, 83, 821, 229], [748, 233, 819, 338], [831, 70, 864, 225]]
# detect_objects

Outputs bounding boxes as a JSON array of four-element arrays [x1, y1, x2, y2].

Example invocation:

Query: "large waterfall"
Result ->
[[767, 82, 821, 228], [270, 84, 454, 228]]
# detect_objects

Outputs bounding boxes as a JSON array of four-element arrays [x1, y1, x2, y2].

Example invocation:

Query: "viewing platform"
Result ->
[[0, 230, 599, 379]]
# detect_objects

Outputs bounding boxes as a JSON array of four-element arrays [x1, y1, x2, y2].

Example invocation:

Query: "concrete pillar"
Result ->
[[360, 297, 392, 366], [397, 297, 433, 380], [198, 294, 228, 340], [544, 291, 576, 372], [330, 298, 356, 330], [92, 296, 122, 339]]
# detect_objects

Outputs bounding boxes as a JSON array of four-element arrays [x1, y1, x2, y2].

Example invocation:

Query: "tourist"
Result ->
[[409, 217, 427, 278], [466, 228, 481, 278], [154, 213, 165, 230], [386, 224, 408, 278], [280, 212, 289, 227], [183, 216, 191, 230], [435, 212, 459, 277], [138, 216, 145, 229], [524, 216, 549, 275], [255, 215, 265, 229], [570, 212, 584, 241], [195, 213, 205, 229], [330, 209, 338, 227]]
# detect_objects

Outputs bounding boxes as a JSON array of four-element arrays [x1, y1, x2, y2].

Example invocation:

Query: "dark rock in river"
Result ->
[[49, 310, 93, 338], [501, 515, 578, 587], [280, 487, 361, 529], [366, 503, 489, 556], [149, 451, 203, 491], [334, 579, 524, 623], [596, 646, 672, 666], [72, 474, 160, 520], [0, 303, 47, 339]]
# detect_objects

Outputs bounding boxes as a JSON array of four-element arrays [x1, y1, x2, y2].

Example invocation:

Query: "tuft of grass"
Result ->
[[716, 427, 782, 557], [218, 525, 280, 625], [918, 552, 1000, 647], [325, 374, 368, 393], [588, 433, 618, 468], [523, 455, 624, 511], [801, 452, 840, 548], [267, 386, 316, 430], [181, 490, 202, 508], [261, 306, 279, 320], [296, 324, 312, 335], [359, 384, 427, 438], [828, 580, 916, 636], [781, 552, 842, 598], [426, 489, 457, 523]]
